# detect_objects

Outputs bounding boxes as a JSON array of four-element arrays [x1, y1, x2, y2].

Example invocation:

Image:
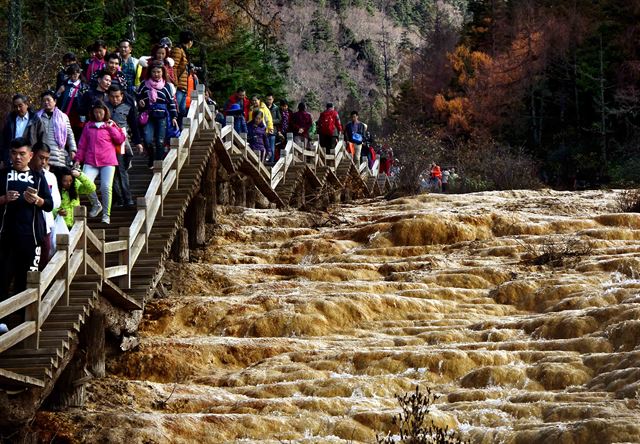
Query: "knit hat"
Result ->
[[160, 37, 172, 48]]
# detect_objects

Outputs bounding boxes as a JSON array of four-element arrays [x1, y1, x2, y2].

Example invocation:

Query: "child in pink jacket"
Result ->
[[75, 101, 126, 224]]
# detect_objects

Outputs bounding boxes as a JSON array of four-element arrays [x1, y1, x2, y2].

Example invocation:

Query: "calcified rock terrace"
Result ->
[[37, 190, 640, 443]]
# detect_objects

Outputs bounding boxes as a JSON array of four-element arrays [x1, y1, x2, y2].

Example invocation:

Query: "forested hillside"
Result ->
[[1, 0, 640, 187]]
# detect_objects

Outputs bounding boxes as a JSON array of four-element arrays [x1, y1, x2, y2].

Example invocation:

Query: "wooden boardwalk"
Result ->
[[0, 86, 390, 401]]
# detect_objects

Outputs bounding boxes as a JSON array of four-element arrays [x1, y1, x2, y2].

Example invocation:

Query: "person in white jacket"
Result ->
[[30, 142, 61, 265]]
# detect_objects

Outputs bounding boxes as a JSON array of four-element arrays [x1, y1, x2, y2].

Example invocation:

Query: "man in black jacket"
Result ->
[[1, 94, 45, 169], [0, 137, 53, 308]]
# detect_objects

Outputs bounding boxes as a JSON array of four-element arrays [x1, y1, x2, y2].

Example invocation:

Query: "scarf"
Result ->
[[37, 107, 67, 148], [145, 78, 166, 104]]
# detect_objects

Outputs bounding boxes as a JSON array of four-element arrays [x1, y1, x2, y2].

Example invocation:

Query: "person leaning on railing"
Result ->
[[0, 137, 54, 334]]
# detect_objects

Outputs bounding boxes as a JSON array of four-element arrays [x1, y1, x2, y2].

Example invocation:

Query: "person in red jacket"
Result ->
[[290, 102, 313, 148], [318, 102, 342, 154], [225, 88, 251, 122], [74, 101, 126, 224]]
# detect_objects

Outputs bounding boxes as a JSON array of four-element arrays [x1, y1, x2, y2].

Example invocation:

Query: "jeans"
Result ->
[[84, 164, 116, 216], [176, 90, 187, 125], [144, 116, 168, 163], [113, 141, 133, 205], [267, 134, 276, 162]]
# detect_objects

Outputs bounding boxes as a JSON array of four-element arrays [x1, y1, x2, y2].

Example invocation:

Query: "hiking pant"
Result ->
[[176, 90, 187, 126], [113, 143, 134, 205], [319, 135, 337, 154], [144, 116, 168, 164], [0, 235, 41, 304], [267, 134, 276, 162], [84, 164, 116, 216]]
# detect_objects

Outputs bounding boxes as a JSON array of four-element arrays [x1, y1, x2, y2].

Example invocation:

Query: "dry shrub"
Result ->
[[452, 140, 542, 193], [615, 189, 640, 213], [519, 236, 594, 267], [377, 386, 466, 444], [0, 39, 64, 120]]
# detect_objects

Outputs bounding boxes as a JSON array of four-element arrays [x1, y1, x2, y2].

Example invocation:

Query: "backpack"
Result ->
[[319, 110, 337, 136]]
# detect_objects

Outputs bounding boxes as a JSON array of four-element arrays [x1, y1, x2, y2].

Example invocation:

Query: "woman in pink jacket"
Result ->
[[74, 101, 126, 224]]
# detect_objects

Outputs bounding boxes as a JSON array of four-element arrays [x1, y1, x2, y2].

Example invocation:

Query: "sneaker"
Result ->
[[0, 323, 8, 335], [89, 203, 103, 218], [101, 215, 110, 224]]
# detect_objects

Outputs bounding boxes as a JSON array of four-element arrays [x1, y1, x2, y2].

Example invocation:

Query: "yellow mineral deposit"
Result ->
[[37, 190, 640, 443]]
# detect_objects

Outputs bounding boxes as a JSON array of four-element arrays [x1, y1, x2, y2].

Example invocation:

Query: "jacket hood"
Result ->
[[139, 56, 175, 68]]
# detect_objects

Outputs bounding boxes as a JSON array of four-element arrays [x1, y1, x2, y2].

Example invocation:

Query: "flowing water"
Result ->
[[36, 190, 640, 443]]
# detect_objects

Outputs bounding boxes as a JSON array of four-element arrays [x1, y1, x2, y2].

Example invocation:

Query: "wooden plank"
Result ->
[[0, 322, 36, 354], [104, 240, 128, 254], [85, 228, 102, 253], [104, 265, 128, 279], [38, 279, 65, 325], [130, 233, 146, 265], [68, 223, 83, 251], [162, 149, 177, 177], [0, 289, 38, 319], [85, 255, 102, 276], [0, 368, 44, 388], [163, 170, 177, 199], [144, 174, 162, 202], [101, 278, 142, 311], [40, 250, 66, 290], [129, 211, 146, 242]]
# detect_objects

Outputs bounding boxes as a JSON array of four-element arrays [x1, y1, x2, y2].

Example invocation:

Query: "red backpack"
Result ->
[[319, 110, 337, 136]]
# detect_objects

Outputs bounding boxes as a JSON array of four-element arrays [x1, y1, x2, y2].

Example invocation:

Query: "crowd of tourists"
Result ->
[[0, 30, 397, 335], [420, 163, 458, 193], [221, 94, 395, 174]]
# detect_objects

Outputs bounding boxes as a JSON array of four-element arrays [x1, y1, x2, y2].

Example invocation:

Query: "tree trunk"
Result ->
[[7, 0, 23, 66], [172, 228, 189, 262], [186, 194, 207, 248]]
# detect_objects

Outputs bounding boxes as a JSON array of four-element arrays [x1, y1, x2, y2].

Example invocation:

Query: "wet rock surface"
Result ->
[[36, 190, 640, 443]]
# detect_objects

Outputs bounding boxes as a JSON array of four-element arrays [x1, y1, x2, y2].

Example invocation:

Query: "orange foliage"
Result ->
[[188, 0, 236, 41]]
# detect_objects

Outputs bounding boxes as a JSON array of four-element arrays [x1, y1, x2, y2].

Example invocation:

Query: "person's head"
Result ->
[[108, 85, 124, 106], [326, 102, 334, 110], [57, 167, 78, 199], [279, 99, 288, 111], [265, 94, 274, 107], [10, 137, 32, 171], [159, 37, 172, 49], [298, 102, 306, 112], [94, 40, 107, 59], [236, 88, 246, 100], [30, 142, 50, 172], [118, 39, 133, 58], [252, 110, 264, 125], [66, 63, 82, 81], [105, 53, 121, 75], [350, 111, 359, 122], [179, 30, 195, 48], [62, 52, 77, 65], [40, 90, 56, 112], [250, 95, 260, 108], [148, 62, 167, 81], [151, 44, 167, 62], [90, 101, 110, 122], [97, 71, 112, 91], [12, 94, 29, 117]]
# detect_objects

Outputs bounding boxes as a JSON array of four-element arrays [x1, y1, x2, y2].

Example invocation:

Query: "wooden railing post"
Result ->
[[57, 232, 71, 306], [240, 133, 248, 159], [96, 229, 106, 272], [170, 137, 180, 190], [24, 271, 41, 349], [137, 196, 149, 254], [75, 206, 87, 275], [225, 116, 234, 146], [119, 227, 131, 289], [182, 117, 191, 166], [154, 161, 164, 217]]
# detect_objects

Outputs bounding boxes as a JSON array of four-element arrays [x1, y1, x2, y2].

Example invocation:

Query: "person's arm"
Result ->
[[32, 173, 53, 212], [166, 88, 178, 120], [48, 173, 61, 211], [64, 114, 77, 154], [127, 105, 142, 145], [335, 112, 343, 134], [107, 122, 127, 145], [76, 171, 96, 194]]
